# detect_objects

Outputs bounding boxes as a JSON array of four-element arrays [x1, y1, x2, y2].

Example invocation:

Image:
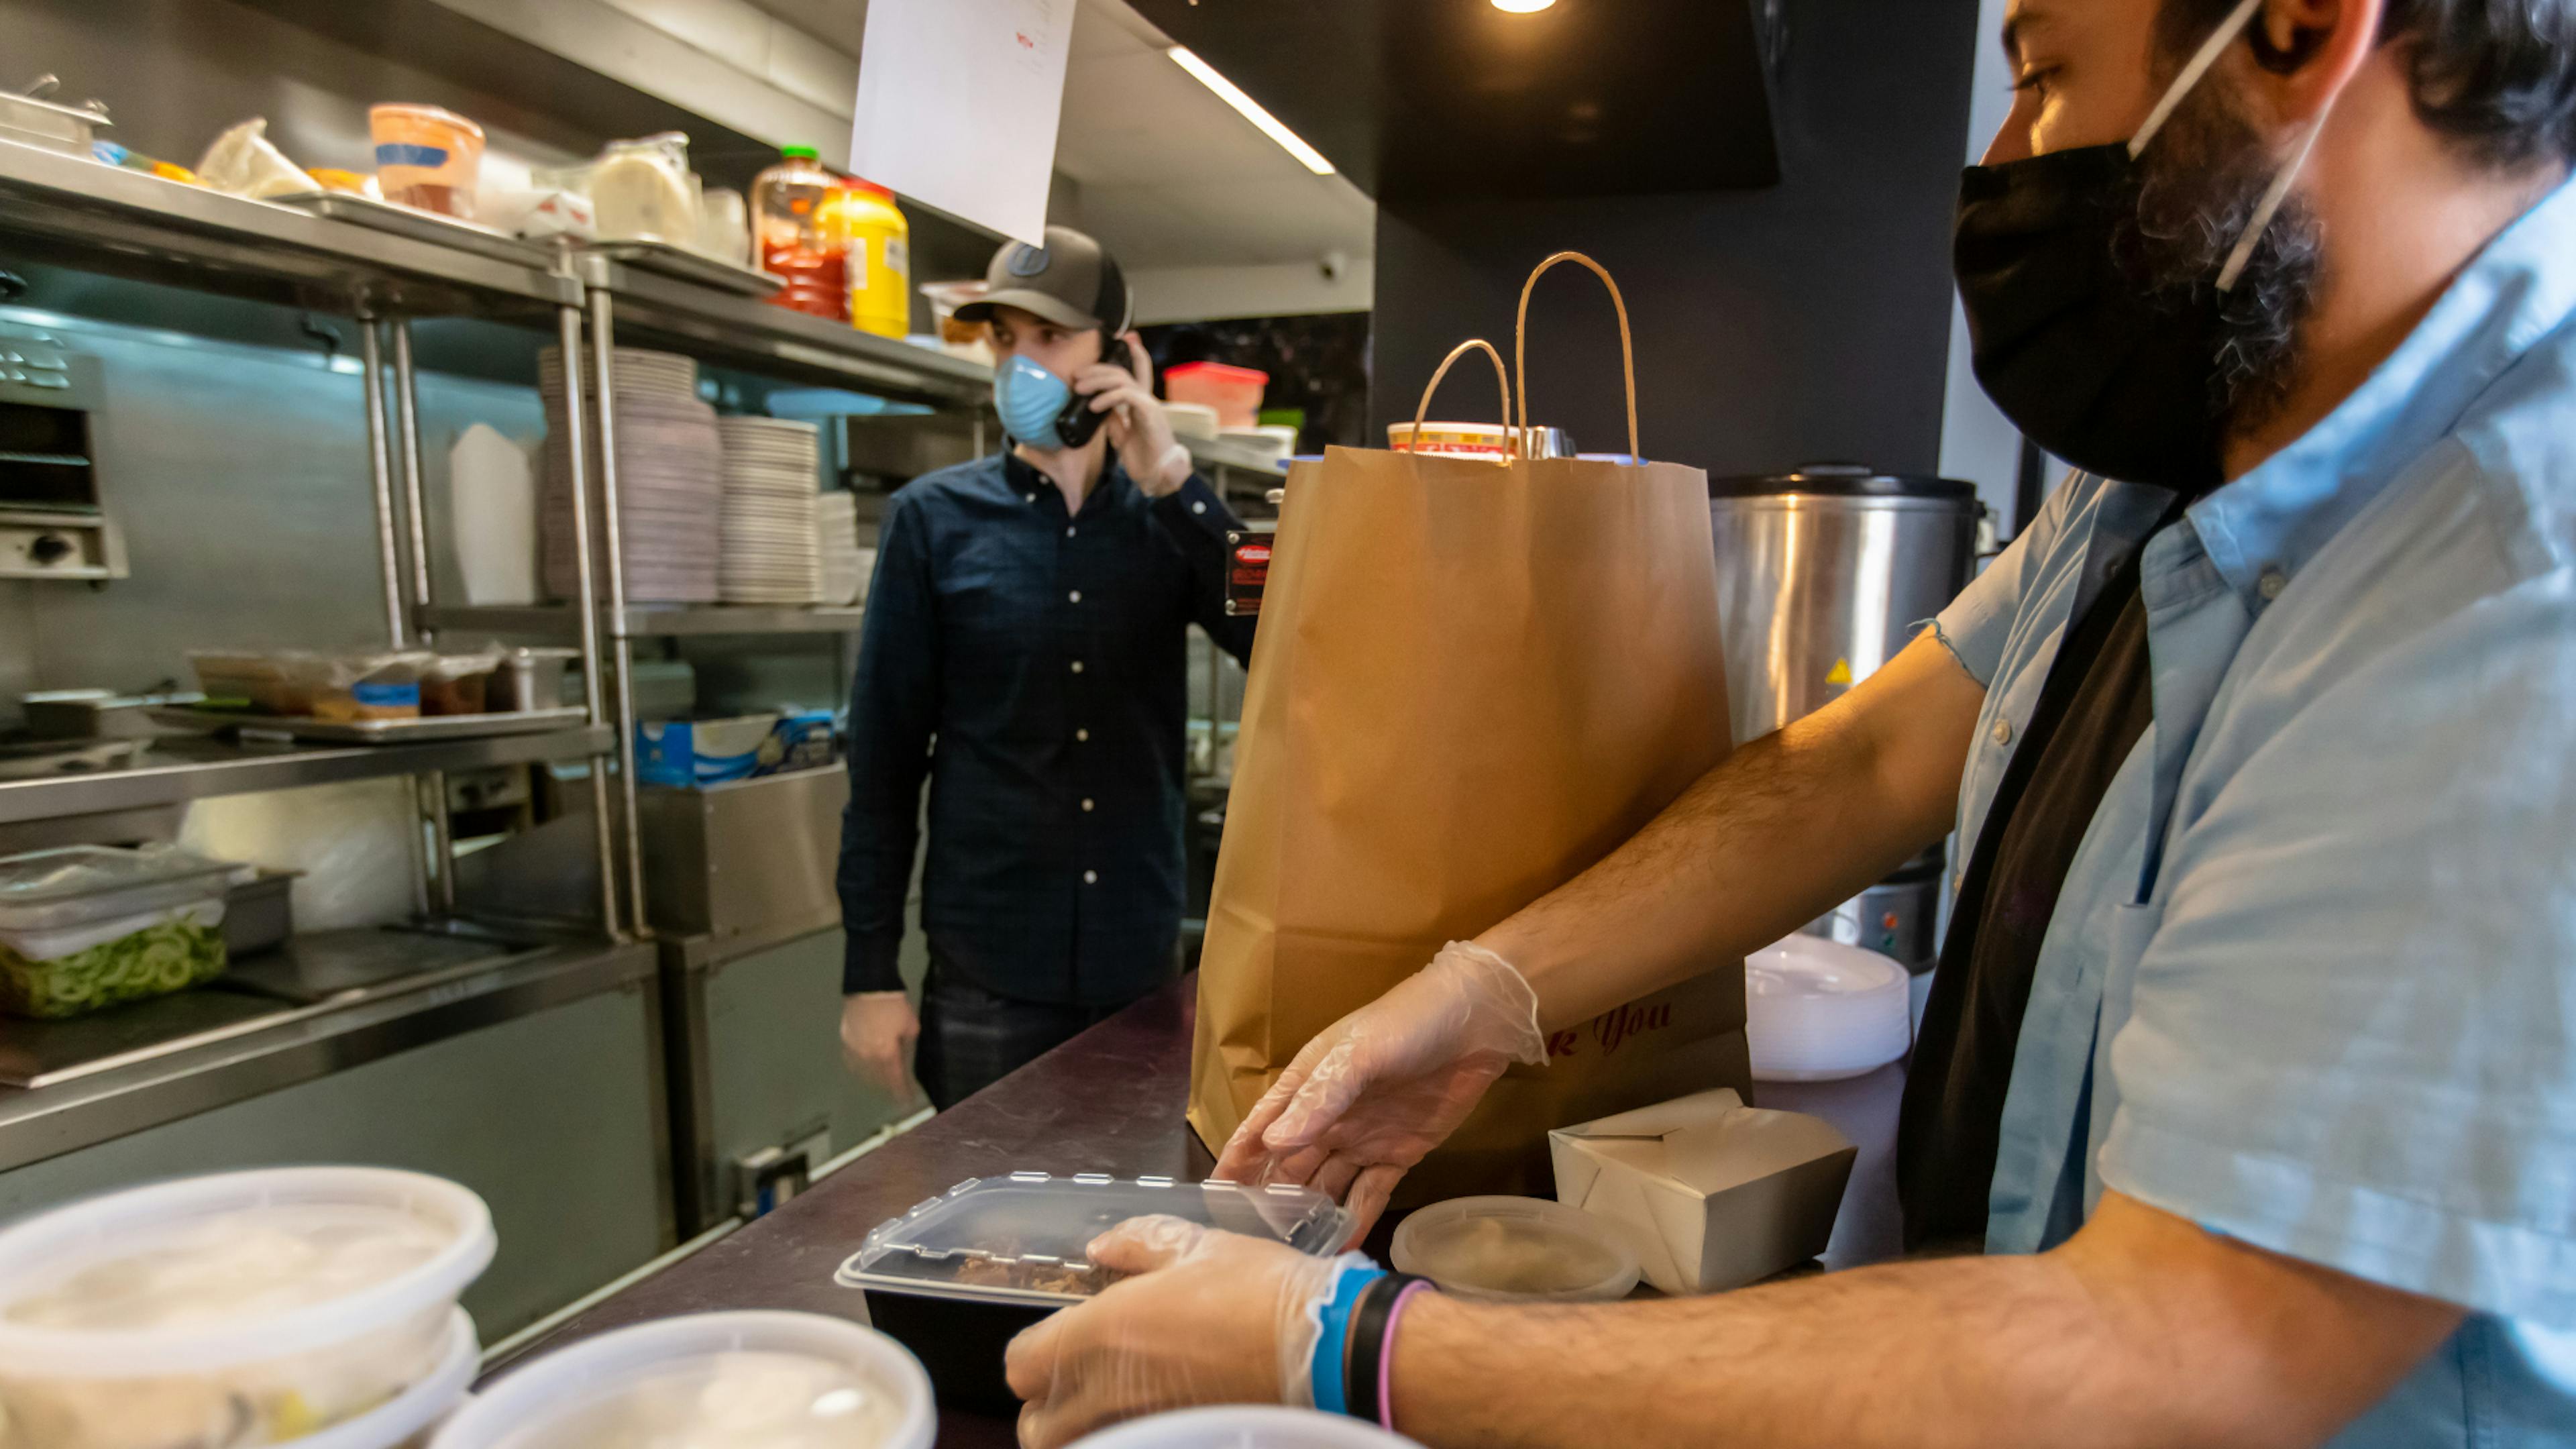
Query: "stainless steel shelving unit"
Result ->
[[0, 136, 625, 941], [0, 726, 615, 826], [423, 604, 867, 639]]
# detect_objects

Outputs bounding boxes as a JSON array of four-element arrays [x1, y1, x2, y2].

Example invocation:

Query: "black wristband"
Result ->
[[1344, 1273, 1424, 1423]]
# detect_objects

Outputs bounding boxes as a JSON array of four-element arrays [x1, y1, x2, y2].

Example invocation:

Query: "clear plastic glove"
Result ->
[[1005, 1214, 1368, 1449], [838, 990, 920, 1101], [1216, 941, 1545, 1240]]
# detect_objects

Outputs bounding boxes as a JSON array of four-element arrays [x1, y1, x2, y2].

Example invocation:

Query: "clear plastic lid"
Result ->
[[834, 1174, 1354, 1305], [0, 846, 241, 933], [1389, 1195, 1640, 1303]]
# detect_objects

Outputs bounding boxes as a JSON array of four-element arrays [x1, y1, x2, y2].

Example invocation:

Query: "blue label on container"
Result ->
[[376, 142, 451, 169], [353, 681, 421, 708]]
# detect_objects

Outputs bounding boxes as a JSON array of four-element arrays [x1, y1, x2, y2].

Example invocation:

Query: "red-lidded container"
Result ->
[[1165, 362, 1269, 430]]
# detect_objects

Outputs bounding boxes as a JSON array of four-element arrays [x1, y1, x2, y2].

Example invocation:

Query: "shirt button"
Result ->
[[1070, 659, 1084, 674], [2259, 567, 2287, 600], [1990, 719, 2012, 747], [1075, 728, 1089, 742], [1081, 798, 1095, 812], [1026, 493, 1038, 503], [1083, 869, 1099, 885], [1192, 500, 1207, 515], [1069, 589, 1083, 603], [1067, 527, 1077, 537]]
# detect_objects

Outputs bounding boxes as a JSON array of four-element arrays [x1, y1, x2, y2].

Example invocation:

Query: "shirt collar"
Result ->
[[2188, 174, 2576, 603], [1002, 449, 1134, 511]]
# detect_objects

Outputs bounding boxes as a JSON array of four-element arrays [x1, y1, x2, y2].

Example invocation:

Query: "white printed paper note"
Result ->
[[851, 0, 1075, 246]]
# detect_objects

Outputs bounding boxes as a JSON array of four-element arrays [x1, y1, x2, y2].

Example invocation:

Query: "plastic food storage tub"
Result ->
[[0, 1167, 497, 1449], [1164, 362, 1269, 431], [370, 104, 485, 219], [1390, 1195, 1640, 1303], [0, 845, 239, 1019], [431, 1311, 932, 1449], [1071, 1407, 1422, 1448], [1745, 934, 1911, 1082], [835, 1174, 1356, 1413]]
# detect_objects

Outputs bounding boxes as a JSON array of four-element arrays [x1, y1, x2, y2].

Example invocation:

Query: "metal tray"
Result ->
[[154, 704, 588, 745], [274, 191, 559, 269], [580, 239, 783, 297]]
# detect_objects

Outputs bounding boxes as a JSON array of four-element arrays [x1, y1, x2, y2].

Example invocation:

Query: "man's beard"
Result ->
[[2119, 74, 2327, 439]]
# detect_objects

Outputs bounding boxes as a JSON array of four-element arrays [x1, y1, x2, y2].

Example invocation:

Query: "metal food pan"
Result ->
[[580, 239, 783, 297], [154, 704, 588, 744], [272, 192, 558, 268]]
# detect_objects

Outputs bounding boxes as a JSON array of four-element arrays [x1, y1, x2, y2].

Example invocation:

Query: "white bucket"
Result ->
[[432, 1311, 934, 1449], [1073, 1407, 1422, 1448], [0, 1167, 495, 1448]]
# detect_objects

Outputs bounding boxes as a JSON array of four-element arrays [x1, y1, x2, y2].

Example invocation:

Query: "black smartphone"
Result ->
[[1053, 339, 1140, 449]]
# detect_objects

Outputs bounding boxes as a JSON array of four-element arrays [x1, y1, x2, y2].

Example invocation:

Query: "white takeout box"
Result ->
[[1549, 1087, 1857, 1294]]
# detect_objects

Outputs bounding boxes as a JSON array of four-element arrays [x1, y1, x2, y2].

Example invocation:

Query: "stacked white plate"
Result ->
[[716, 416, 822, 605], [537, 346, 721, 604], [816, 491, 873, 607]]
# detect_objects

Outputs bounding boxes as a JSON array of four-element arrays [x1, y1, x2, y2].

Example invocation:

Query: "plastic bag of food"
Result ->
[[194, 118, 320, 200], [305, 652, 434, 722]]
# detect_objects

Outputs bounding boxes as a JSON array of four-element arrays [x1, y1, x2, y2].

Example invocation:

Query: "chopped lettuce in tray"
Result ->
[[0, 919, 229, 1020]]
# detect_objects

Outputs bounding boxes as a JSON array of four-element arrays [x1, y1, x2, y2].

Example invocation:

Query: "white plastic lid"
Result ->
[[1390, 1196, 1640, 1303], [432, 1311, 934, 1449], [0, 846, 239, 933], [1746, 934, 1912, 1082], [0, 1167, 495, 1375], [1071, 1407, 1422, 1448]]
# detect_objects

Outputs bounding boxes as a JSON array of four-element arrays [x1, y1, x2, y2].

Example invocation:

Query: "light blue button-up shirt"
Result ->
[[1931, 176, 2576, 1445]]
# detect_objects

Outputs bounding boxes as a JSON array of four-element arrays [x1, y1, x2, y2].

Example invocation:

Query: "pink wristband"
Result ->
[[1377, 1280, 1434, 1432]]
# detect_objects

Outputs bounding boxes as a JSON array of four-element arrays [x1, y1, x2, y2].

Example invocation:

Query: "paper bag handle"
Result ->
[[1407, 338, 1514, 461], [1514, 250, 1641, 463]]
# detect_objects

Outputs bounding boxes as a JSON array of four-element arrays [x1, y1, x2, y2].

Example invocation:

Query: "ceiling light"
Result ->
[[1493, 0, 1559, 11], [1167, 46, 1336, 175]]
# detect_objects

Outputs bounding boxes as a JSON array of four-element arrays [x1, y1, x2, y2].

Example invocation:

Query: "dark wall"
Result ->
[[1371, 0, 1983, 477]]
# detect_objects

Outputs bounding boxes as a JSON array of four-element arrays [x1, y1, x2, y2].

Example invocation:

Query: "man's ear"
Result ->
[[2255, 0, 2381, 122]]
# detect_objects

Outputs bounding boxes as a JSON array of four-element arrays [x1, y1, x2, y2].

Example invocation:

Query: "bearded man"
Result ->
[[1001, 1, 2576, 1445]]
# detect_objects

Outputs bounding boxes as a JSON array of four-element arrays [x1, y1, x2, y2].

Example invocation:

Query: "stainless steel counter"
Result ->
[[0, 928, 655, 1174]]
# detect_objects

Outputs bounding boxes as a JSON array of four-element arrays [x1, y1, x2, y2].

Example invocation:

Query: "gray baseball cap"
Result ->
[[953, 225, 1133, 334]]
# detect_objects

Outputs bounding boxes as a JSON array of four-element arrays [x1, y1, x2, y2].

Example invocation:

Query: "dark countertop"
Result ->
[[511, 972, 1911, 1448], [517, 974, 1214, 1448]]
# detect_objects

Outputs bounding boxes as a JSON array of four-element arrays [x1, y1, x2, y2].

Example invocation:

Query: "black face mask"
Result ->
[[1953, 0, 2322, 493], [1953, 146, 2229, 492]]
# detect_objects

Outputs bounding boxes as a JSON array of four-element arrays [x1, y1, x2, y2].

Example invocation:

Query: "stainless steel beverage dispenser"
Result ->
[[1708, 466, 1980, 971]]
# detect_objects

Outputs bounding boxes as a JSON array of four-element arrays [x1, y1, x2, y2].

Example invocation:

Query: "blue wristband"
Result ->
[[1309, 1262, 1387, 1416]]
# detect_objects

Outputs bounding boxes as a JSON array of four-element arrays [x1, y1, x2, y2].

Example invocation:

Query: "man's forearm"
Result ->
[[1386, 1193, 2459, 1449], [1481, 633, 1981, 1028]]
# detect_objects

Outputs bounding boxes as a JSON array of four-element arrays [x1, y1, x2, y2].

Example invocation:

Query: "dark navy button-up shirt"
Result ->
[[839, 451, 1254, 1006]]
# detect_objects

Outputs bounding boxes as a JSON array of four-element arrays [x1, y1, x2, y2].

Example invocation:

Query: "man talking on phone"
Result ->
[[837, 226, 1256, 1110]]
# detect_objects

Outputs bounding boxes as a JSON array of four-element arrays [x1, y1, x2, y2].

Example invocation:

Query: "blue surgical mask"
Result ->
[[995, 354, 1072, 451]]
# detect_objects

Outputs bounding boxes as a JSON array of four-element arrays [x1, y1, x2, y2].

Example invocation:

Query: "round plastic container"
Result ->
[[370, 105, 485, 219], [431, 1311, 933, 1449], [0, 1167, 496, 1449], [1746, 934, 1912, 1082], [1390, 1196, 1639, 1303], [830, 179, 910, 339], [1071, 1407, 1421, 1448], [754, 146, 853, 322], [292, 1309, 478, 1449]]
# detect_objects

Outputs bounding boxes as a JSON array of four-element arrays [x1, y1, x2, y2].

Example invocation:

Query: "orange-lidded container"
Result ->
[[370, 103, 484, 219]]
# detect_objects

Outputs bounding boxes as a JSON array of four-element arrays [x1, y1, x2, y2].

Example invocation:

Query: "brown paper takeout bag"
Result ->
[[1189, 253, 1750, 1203]]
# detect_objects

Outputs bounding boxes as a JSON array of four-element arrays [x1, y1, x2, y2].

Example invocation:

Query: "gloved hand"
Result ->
[[1005, 1214, 1368, 1449], [1216, 940, 1546, 1239], [838, 990, 920, 1100]]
